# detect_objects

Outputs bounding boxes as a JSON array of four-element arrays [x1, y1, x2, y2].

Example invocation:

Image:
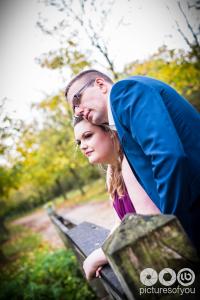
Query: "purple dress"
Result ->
[[113, 190, 136, 220]]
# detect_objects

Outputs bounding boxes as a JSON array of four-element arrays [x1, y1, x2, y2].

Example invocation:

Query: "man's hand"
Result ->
[[83, 247, 108, 280]]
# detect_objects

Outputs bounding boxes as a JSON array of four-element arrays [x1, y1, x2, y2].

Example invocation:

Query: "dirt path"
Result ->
[[13, 199, 116, 248]]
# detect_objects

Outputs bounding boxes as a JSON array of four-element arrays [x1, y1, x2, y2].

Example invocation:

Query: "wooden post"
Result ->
[[103, 214, 200, 300]]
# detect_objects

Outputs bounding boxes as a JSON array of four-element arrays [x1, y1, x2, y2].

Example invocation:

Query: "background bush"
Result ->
[[0, 225, 96, 300]]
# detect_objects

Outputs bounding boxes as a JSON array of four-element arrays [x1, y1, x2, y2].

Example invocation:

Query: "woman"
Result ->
[[74, 116, 160, 280]]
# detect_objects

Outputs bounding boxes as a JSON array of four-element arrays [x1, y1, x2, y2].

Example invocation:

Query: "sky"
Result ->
[[0, 0, 197, 121]]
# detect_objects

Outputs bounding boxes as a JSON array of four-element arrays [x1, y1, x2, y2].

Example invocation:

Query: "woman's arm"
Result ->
[[83, 247, 108, 280], [83, 169, 120, 281], [122, 157, 160, 214], [83, 221, 120, 281]]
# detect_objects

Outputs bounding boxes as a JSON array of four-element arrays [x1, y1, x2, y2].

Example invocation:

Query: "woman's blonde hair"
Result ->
[[103, 126, 125, 199], [73, 116, 125, 199]]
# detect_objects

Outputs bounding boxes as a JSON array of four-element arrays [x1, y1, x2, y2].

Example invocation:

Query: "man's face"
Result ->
[[68, 78, 110, 125]]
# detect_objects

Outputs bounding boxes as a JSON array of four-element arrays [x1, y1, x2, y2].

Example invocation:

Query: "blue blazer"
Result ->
[[110, 76, 200, 251]]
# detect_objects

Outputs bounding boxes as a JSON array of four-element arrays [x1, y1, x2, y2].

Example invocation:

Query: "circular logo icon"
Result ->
[[159, 268, 176, 286], [177, 268, 195, 286], [140, 268, 158, 286]]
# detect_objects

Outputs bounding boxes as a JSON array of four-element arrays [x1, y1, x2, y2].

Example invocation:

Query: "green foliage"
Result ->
[[0, 99, 24, 236], [37, 40, 92, 75], [0, 250, 95, 300], [0, 225, 96, 300], [3, 93, 101, 218]]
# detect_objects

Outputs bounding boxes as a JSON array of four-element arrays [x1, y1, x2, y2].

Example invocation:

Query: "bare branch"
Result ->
[[178, 1, 200, 47], [188, 0, 200, 10], [37, 0, 119, 78], [175, 19, 192, 48]]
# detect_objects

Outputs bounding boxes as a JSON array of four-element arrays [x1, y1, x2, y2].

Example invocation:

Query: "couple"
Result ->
[[65, 69, 200, 279]]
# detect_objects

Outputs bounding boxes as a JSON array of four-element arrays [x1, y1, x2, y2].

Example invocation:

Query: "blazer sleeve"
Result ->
[[110, 80, 190, 214]]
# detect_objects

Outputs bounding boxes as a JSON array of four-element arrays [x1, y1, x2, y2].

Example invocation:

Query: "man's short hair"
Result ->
[[65, 69, 113, 100]]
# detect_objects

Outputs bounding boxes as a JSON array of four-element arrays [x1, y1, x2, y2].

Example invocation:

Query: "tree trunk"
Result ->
[[0, 217, 8, 237], [69, 167, 85, 195], [55, 178, 67, 199]]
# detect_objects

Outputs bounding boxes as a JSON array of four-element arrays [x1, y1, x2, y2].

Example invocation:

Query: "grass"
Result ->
[[54, 178, 109, 209], [8, 178, 109, 224], [0, 224, 96, 300], [0, 224, 50, 269], [0, 178, 108, 299]]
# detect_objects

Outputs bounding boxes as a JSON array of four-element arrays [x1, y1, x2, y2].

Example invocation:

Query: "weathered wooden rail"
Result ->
[[47, 206, 127, 300], [47, 206, 200, 300]]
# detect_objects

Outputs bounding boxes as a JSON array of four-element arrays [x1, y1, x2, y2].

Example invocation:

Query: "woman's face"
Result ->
[[74, 120, 117, 164]]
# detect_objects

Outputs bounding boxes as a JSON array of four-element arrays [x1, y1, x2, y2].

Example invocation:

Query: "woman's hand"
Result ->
[[83, 247, 108, 280]]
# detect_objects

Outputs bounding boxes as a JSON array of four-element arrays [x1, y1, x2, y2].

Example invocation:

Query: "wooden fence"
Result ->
[[47, 206, 200, 300]]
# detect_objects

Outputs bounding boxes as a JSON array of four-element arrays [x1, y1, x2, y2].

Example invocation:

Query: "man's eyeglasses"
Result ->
[[72, 79, 95, 112]]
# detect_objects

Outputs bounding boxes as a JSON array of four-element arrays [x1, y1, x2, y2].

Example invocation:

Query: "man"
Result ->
[[65, 69, 200, 252]]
